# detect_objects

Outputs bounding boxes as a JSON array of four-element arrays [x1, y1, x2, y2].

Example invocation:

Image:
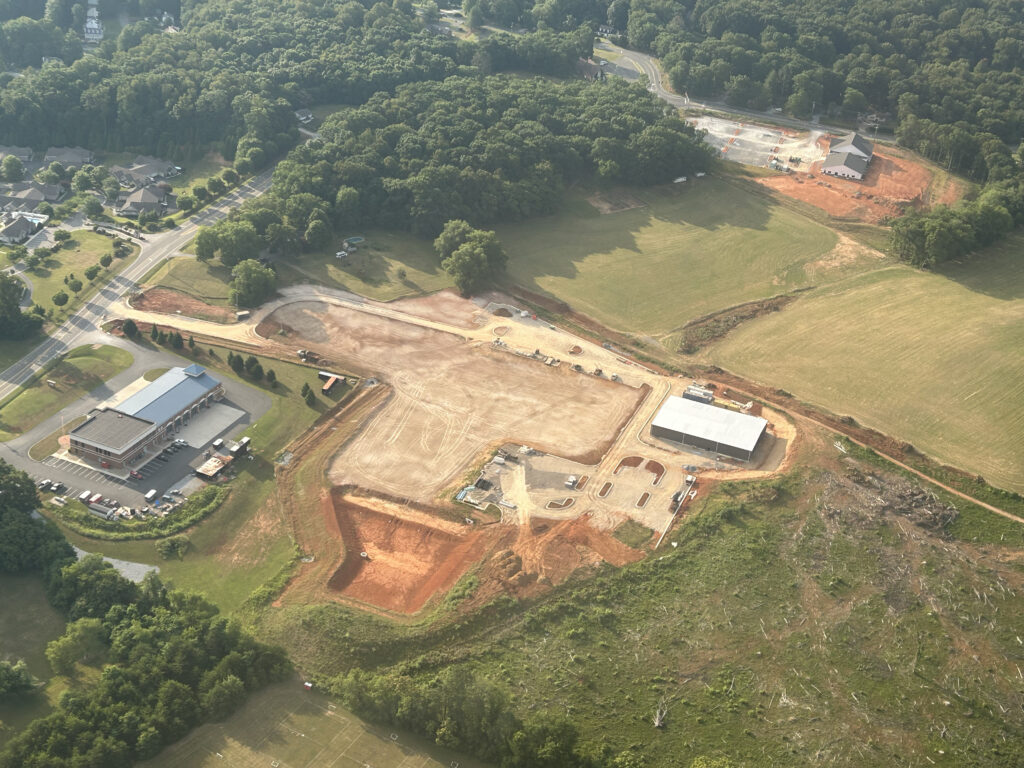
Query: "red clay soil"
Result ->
[[645, 460, 665, 485], [636, 492, 650, 508], [758, 149, 943, 223], [545, 497, 575, 510], [327, 489, 487, 614], [615, 456, 643, 474], [598, 482, 612, 498], [130, 287, 235, 322], [575, 475, 589, 491]]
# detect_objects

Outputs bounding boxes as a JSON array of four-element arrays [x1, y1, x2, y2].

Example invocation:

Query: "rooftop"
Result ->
[[829, 131, 874, 157], [822, 151, 870, 175], [71, 410, 156, 452], [115, 365, 221, 425], [652, 395, 767, 453]]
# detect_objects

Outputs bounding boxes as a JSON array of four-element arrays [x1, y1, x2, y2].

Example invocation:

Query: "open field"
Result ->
[[0, 344, 133, 441], [143, 680, 486, 768], [0, 575, 66, 747], [274, 230, 453, 300], [57, 344, 347, 612], [165, 152, 230, 192], [497, 179, 848, 335], [30, 231, 138, 319], [29, 414, 87, 460], [146, 258, 233, 305], [704, 239, 1024, 493]]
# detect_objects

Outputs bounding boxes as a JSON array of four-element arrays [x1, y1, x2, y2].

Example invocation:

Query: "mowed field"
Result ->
[[498, 178, 847, 335], [143, 680, 485, 768], [706, 238, 1024, 493]]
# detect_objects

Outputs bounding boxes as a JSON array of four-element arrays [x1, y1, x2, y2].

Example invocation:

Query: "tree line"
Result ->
[[0, 460, 291, 767], [193, 75, 713, 270]]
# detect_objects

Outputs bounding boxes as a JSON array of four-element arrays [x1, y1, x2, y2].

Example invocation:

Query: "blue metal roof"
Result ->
[[116, 366, 221, 425]]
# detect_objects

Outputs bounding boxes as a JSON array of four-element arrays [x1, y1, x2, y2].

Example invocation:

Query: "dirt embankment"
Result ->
[[130, 287, 236, 323], [676, 295, 798, 354]]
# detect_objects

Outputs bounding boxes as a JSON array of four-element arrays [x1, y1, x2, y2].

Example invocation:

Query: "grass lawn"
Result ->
[[146, 258, 233, 305], [141, 679, 486, 768], [276, 229, 453, 300], [57, 345, 353, 613], [143, 367, 169, 381], [29, 231, 139, 321], [704, 237, 1024, 494], [0, 345, 133, 442], [497, 178, 845, 335], [29, 414, 87, 460], [165, 152, 229, 192], [310, 103, 349, 121], [0, 575, 66, 747]]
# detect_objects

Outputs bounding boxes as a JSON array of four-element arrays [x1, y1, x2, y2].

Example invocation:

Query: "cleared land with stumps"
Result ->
[[705, 240, 1024, 494]]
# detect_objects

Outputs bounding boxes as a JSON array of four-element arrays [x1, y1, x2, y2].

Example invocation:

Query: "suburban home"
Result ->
[[110, 156, 179, 188], [0, 146, 32, 163], [0, 213, 38, 245], [821, 131, 874, 181], [84, 7, 103, 42], [43, 146, 94, 168], [0, 182, 65, 211], [294, 109, 315, 125], [117, 184, 176, 217]]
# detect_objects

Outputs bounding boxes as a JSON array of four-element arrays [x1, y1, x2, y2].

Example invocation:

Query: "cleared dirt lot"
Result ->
[[759, 146, 952, 222], [266, 301, 647, 503]]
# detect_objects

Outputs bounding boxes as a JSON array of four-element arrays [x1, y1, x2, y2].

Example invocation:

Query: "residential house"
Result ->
[[0, 146, 32, 163], [294, 109, 315, 125], [0, 182, 65, 212], [117, 185, 176, 217], [84, 6, 103, 42], [110, 156, 179, 188], [43, 146, 94, 168], [0, 214, 38, 245], [828, 131, 874, 159]]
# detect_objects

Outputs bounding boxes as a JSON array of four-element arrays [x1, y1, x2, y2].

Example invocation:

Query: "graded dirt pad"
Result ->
[[545, 498, 575, 510], [387, 289, 485, 329], [265, 301, 646, 502], [513, 515, 643, 586], [130, 287, 235, 323], [327, 489, 487, 614], [758, 149, 943, 223]]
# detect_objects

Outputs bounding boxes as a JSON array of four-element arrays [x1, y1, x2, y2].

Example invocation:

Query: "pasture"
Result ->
[[0, 345, 133, 441], [498, 178, 848, 335], [705, 238, 1024, 494], [142, 680, 484, 768]]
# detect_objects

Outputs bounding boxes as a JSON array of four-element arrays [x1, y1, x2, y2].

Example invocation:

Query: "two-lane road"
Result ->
[[0, 168, 274, 403]]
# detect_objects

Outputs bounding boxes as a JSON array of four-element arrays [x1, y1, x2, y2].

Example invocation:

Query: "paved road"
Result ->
[[0, 168, 274, 404], [596, 41, 895, 142]]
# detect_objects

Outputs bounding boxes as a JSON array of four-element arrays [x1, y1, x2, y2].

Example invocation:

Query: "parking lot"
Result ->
[[691, 116, 826, 168]]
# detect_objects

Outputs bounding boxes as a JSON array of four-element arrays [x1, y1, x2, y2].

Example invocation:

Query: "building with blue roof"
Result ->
[[69, 365, 224, 469]]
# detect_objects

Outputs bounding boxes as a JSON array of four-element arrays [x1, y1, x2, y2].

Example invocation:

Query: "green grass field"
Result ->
[[27, 231, 138, 320], [0, 335, 41, 377], [166, 153, 230, 192], [142, 680, 485, 768], [58, 345, 351, 612], [274, 230, 453, 300], [0, 345, 133, 442], [0, 575, 66, 747], [704, 237, 1024, 494], [146, 258, 233, 305], [497, 179, 847, 335]]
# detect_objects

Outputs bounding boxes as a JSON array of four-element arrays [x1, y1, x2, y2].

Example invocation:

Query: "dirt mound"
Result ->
[[493, 307, 513, 317], [327, 489, 487, 614], [131, 287, 235, 323], [615, 456, 642, 473], [389, 289, 483, 329]]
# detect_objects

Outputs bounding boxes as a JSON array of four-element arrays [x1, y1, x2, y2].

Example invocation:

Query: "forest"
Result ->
[[0, 460, 291, 767], [194, 75, 713, 265]]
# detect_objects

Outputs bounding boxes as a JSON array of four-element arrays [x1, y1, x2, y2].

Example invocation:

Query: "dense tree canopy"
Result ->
[[0, 272, 42, 341], [198, 75, 713, 257]]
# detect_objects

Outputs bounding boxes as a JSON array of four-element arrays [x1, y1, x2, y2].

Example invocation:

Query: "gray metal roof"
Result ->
[[822, 151, 869, 176], [115, 365, 221, 425], [652, 396, 767, 453], [71, 409, 156, 452], [829, 132, 874, 158]]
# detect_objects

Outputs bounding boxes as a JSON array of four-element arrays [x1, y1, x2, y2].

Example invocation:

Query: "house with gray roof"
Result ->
[[117, 184, 176, 217], [0, 214, 37, 244], [43, 146, 94, 168], [110, 155, 179, 188], [0, 146, 32, 163]]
